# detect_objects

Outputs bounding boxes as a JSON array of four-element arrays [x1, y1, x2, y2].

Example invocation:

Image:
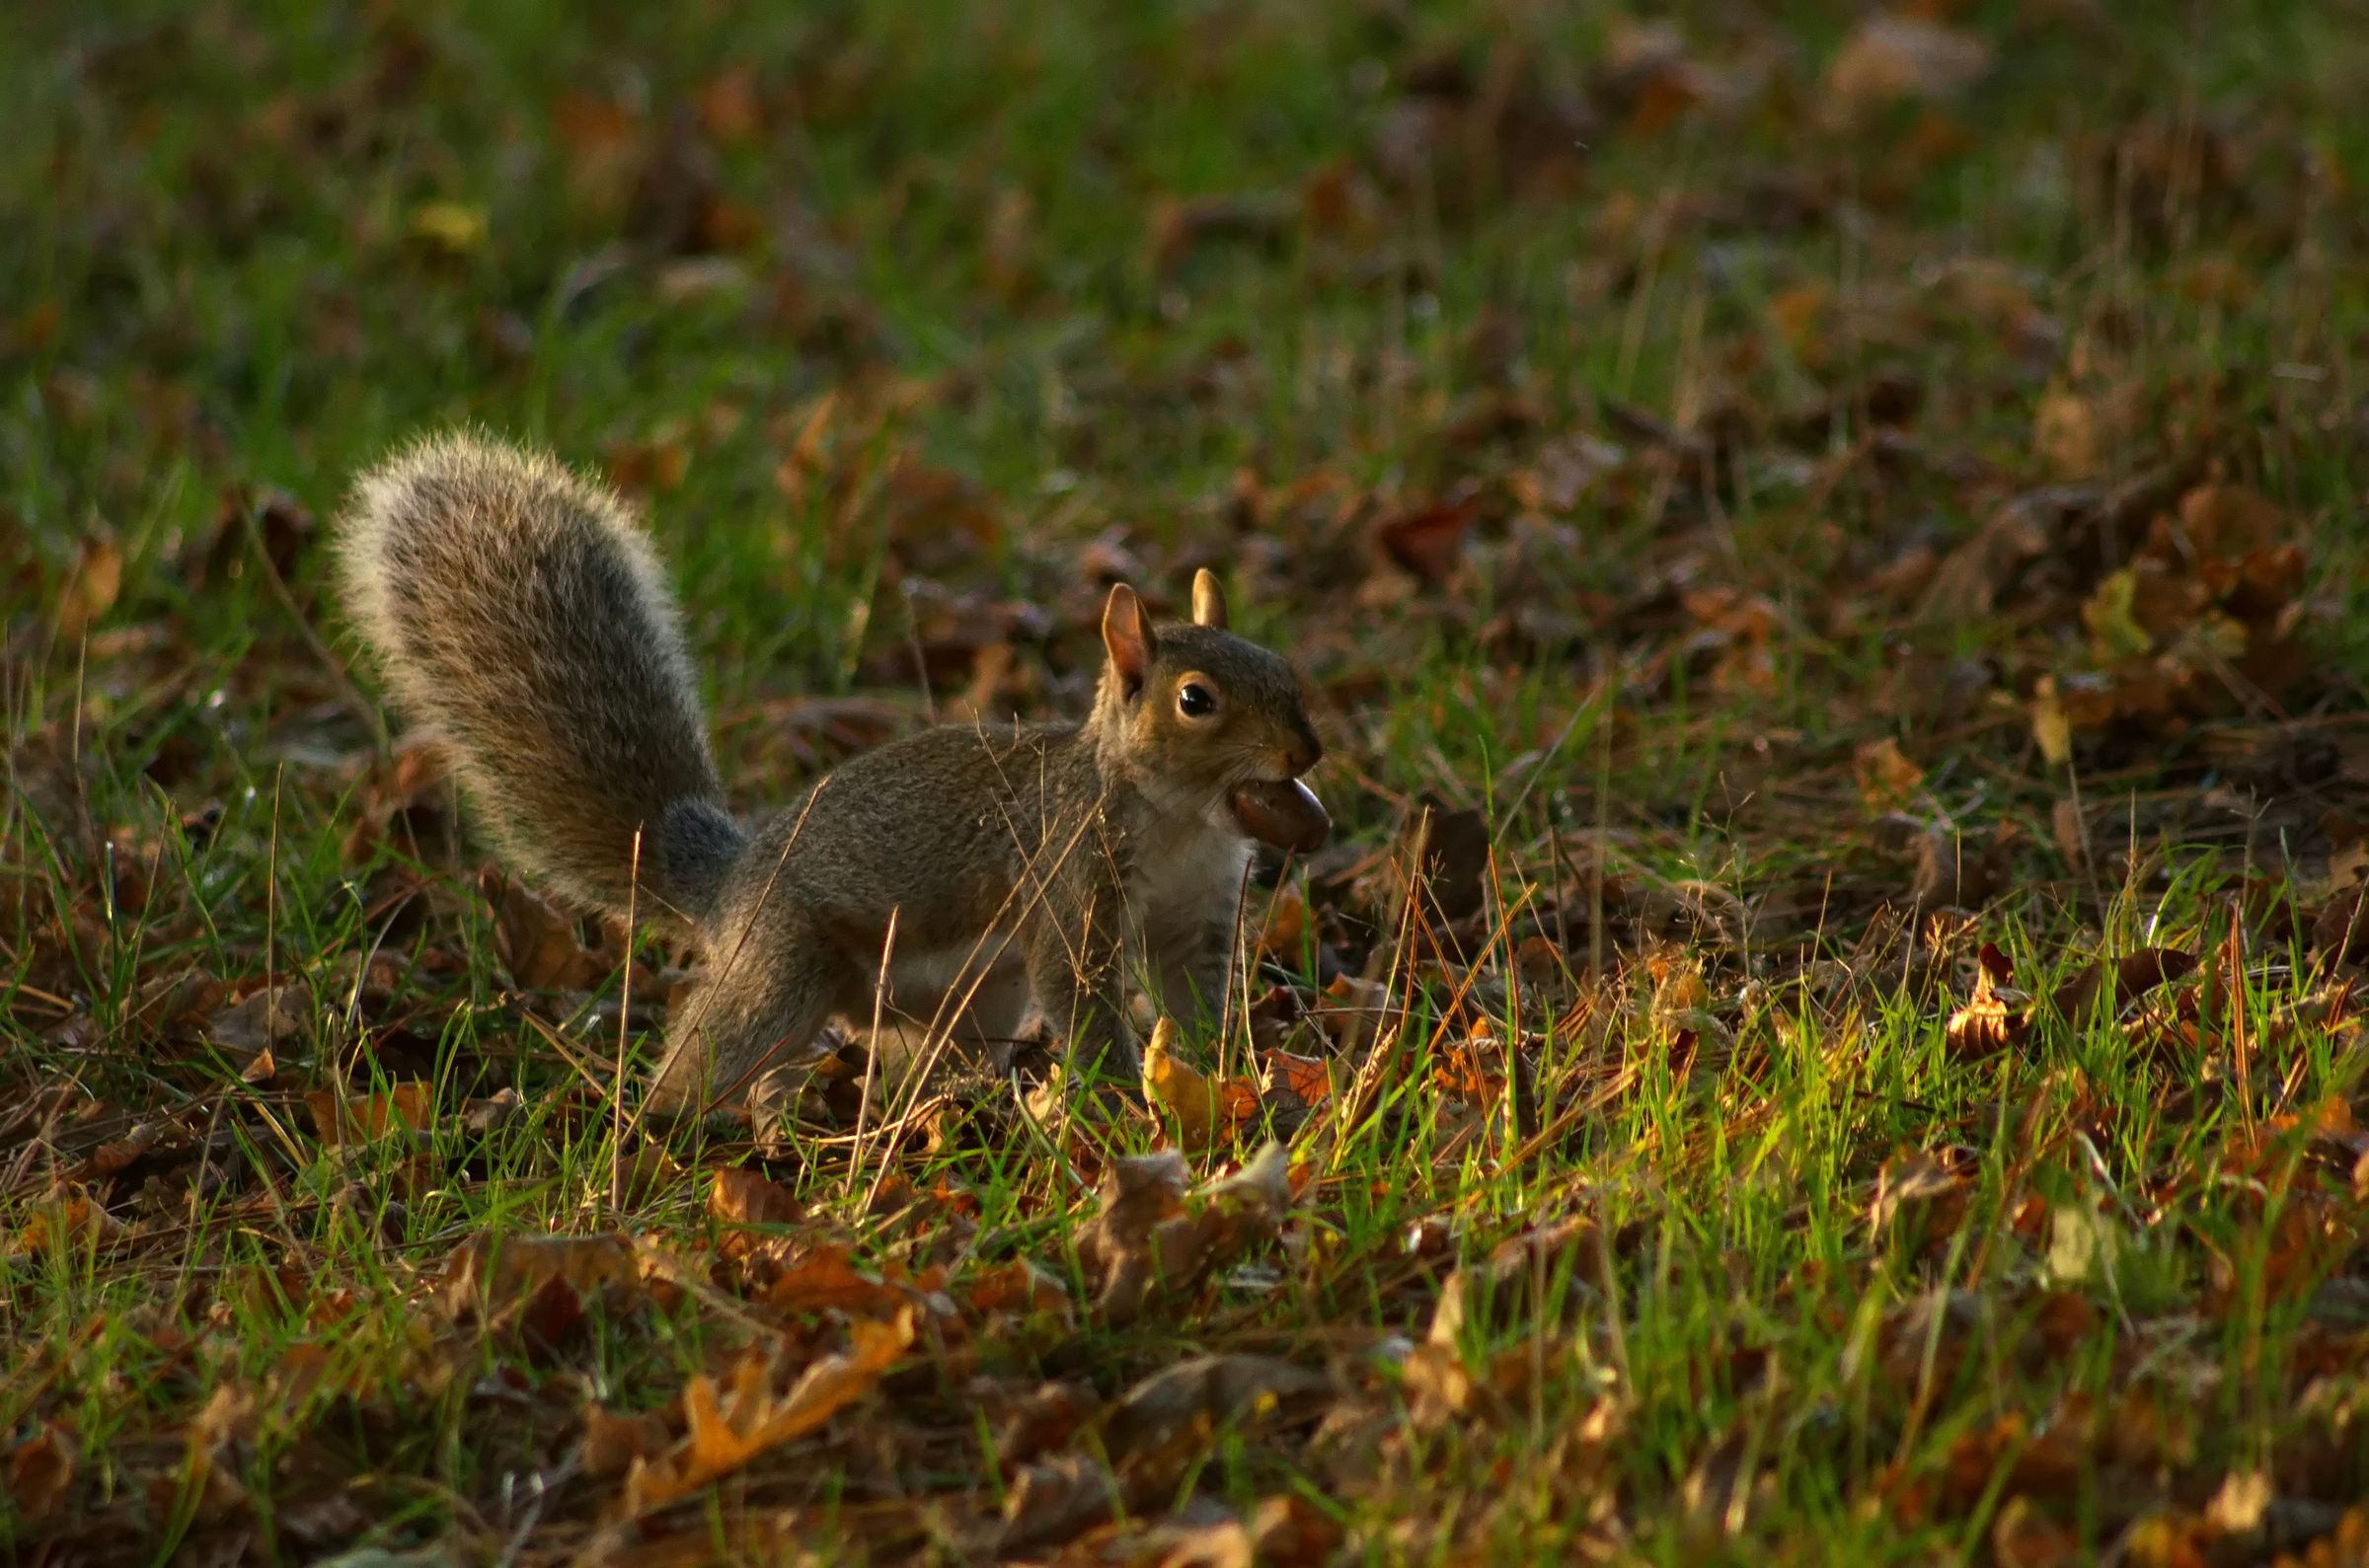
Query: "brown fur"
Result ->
[[337, 431, 1325, 1115]]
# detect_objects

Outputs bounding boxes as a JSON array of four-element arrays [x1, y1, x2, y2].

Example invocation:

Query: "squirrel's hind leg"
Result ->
[[646, 926, 852, 1117]]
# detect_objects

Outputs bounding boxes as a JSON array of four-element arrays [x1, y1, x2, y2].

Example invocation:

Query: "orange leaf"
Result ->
[[710, 1167, 803, 1228], [1255, 883, 1310, 960], [624, 1308, 913, 1514], [1262, 1051, 1334, 1108], [762, 1242, 907, 1316], [306, 1083, 432, 1147]]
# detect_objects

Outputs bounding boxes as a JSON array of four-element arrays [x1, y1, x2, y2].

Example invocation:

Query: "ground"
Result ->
[[6, 2, 2369, 1563]]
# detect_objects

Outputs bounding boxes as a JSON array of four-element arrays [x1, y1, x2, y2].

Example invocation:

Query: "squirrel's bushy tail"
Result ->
[[338, 431, 746, 928]]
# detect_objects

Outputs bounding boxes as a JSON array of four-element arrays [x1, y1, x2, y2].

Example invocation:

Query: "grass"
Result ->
[[7, 0, 2369, 1562]]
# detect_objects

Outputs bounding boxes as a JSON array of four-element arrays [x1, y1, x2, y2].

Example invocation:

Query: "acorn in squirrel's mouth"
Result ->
[[1230, 778, 1331, 854]]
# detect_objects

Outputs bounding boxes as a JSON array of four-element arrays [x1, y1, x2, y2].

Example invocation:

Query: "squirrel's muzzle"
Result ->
[[1231, 779, 1330, 854]]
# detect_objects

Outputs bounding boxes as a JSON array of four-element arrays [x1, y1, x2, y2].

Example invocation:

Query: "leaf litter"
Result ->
[[9, 2, 2369, 1562]]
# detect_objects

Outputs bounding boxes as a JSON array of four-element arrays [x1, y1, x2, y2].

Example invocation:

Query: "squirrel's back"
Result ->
[[337, 431, 746, 926]]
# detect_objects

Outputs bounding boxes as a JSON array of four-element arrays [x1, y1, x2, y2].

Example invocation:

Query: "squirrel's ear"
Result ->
[[1190, 567, 1229, 630], [1102, 583, 1154, 696]]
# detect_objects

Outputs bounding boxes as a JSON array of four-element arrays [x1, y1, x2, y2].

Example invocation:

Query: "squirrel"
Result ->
[[336, 431, 1330, 1116]]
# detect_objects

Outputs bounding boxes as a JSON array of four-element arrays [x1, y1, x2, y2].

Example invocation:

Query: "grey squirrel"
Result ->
[[336, 431, 1329, 1115]]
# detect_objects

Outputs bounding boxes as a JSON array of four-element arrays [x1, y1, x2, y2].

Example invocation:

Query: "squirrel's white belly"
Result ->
[[1125, 823, 1254, 951]]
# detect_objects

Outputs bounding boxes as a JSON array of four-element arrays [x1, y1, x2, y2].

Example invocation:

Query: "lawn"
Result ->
[[7, 1, 2369, 1562]]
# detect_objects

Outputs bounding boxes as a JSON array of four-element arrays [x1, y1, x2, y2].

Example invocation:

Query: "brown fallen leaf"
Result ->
[[177, 1382, 257, 1523], [1146, 1144, 1297, 1311], [760, 1242, 909, 1316], [488, 870, 615, 992], [1253, 882, 1309, 961], [1104, 1353, 1334, 1467], [613, 1142, 688, 1207], [1404, 801, 1492, 929], [1908, 822, 2004, 915], [11, 1189, 128, 1255], [1991, 1494, 2081, 1568], [1261, 1051, 1334, 1113], [1001, 1451, 1121, 1551], [964, 1258, 1075, 1324], [6, 1421, 76, 1525], [1824, 17, 1991, 122], [1944, 961, 2023, 1059], [623, 1307, 913, 1514], [1142, 1018, 1261, 1156], [582, 1401, 673, 1479], [442, 1232, 637, 1320], [461, 1086, 522, 1134], [306, 1083, 432, 1148], [207, 983, 309, 1057], [1317, 973, 1403, 1055], [1076, 1151, 1191, 1320], [1374, 499, 1481, 585], [1147, 190, 1294, 274], [1855, 737, 1926, 814], [2031, 677, 2075, 767], [55, 532, 122, 643], [1869, 1149, 1970, 1253], [693, 63, 763, 146], [709, 1166, 803, 1229]]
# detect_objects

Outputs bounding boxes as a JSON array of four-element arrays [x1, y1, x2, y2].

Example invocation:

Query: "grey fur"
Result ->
[[338, 431, 1326, 1117], [339, 431, 743, 925]]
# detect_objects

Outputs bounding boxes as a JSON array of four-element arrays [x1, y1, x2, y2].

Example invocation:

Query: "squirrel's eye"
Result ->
[[1177, 682, 1218, 718]]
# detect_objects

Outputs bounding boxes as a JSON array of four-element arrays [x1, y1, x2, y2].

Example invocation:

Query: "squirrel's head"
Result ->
[[1092, 570, 1330, 853]]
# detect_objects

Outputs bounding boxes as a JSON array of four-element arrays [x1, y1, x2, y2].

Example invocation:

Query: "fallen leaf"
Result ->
[[2031, 676, 2074, 766], [1944, 962, 2023, 1059], [1405, 802, 1492, 928], [1147, 190, 1294, 274], [582, 1402, 672, 1479], [613, 1142, 688, 1206], [624, 1307, 913, 1513], [6, 1422, 75, 1524], [1317, 973, 1401, 1054], [1001, 1451, 1120, 1550], [709, 1166, 803, 1229], [760, 1242, 908, 1316], [55, 533, 121, 643], [1143, 1017, 1220, 1154], [693, 64, 763, 146], [442, 1232, 636, 1320], [1375, 499, 1480, 585], [2204, 1468, 2271, 1533], [12, 1190, 128, 1255], [1825, 17, 1991, 122], [1870, 1149, 1968, 1246], [306, 1083, 432, 1148], [1261, 1051, 1333, 1110], [1254, 883, 1309, 960], [1104, 1353, 1334, 1478], [1991, 1494, 2082, 1568], [208, 983, 309, 1056], [488, 872, 614, 992], [1856, 738, 1926, 814]]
